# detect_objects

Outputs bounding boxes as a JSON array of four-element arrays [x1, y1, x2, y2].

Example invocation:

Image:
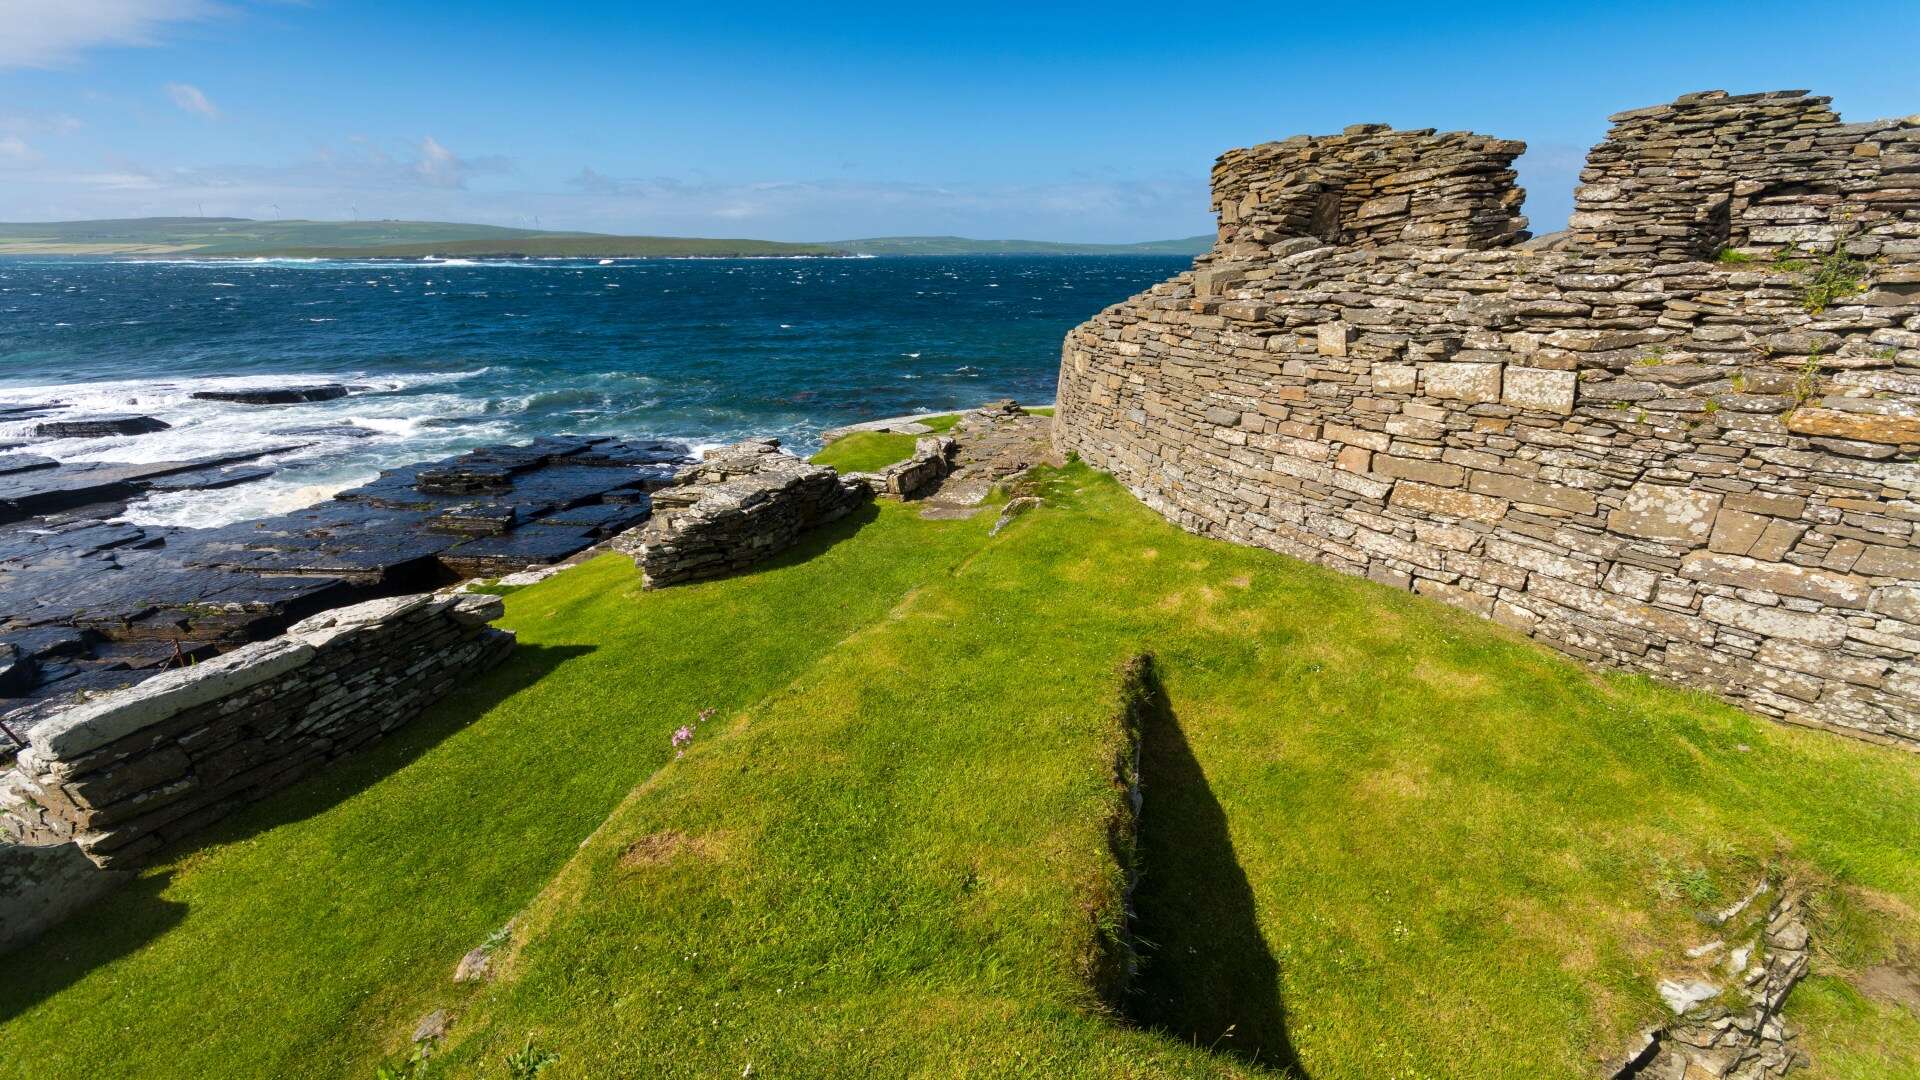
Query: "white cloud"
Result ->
[[164, 82, 219, 118], [0, 112, 84, 136], [0, 135, 42, 166], [0, 0, 224, 70]]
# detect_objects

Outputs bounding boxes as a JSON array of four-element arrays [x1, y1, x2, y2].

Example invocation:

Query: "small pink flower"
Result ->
[[671, 724, 695, 749]]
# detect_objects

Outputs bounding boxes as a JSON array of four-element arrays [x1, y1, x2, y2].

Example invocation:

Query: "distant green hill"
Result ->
[[0, 217, 1211, 259], [0, 217, 842, 258], [833, 235, 1213, 256]]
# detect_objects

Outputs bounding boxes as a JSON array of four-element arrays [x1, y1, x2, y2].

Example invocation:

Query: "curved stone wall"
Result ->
[[1054, 89, 1920, 749]]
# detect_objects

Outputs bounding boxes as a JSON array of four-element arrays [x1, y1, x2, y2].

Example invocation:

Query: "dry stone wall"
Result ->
[[615, 439, 870, 588], [1213, 127, 1529, 254], [1055, 89, 1920, 749], [1, 591, 510, 868], [1572, 90, 1920, 260]]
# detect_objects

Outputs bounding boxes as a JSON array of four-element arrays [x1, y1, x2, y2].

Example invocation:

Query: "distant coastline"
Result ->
[[0, 216, 1213, 260]]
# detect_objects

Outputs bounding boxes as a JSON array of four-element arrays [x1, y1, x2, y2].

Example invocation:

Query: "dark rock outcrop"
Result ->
[[190, 384, 358, 405], [0, 435, 687, 759], [33, 415, 171, 438]]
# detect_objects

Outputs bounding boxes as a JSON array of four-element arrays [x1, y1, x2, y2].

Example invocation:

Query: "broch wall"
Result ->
[[1055, 89, 1920, 749]]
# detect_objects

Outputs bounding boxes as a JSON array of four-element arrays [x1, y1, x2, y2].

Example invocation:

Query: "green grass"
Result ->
[[5, 466, 1918, 1078], [808, 415, 960, 472], [808, 431, 920, 473]]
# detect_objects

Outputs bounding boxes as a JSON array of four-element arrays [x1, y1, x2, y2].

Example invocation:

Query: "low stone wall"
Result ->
[[615, 439, 871, 588], [1, 591, 510, 869], [1055, 88, 1920, 750], [849, 435, 956, 499]]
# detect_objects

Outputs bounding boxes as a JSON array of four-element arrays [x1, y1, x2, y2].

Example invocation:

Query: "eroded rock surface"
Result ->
[[33, 415, 171, 439], [615, 439, 869, 588]]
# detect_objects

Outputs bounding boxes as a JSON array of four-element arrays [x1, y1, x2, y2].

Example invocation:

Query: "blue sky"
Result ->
[[2, 1, 1916, 241]]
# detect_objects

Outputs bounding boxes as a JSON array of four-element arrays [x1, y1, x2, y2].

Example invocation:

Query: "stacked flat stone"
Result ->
[[0, 591, 510, 868], [1054, 88, 1920, 751], [1571, 89, 1920, 260], [615, 439, 870, 588], [1211, 126, 1529, 257], [846, 436, 957, 499]]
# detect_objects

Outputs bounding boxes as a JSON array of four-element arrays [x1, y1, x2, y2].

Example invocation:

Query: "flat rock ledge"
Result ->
[[190, 384, 361, 406], [614, 439, 870, 589], [33, 415, 171, 439]]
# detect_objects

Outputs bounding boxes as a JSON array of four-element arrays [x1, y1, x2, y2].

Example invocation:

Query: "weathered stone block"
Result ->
[[1389, 480, 1508, 523], [1466, 472, 1597, 515], [1784, 407, 1920, 445], [1373, 364, 1419, 394], [1606, 484, 1722, 545], [1420, 362, 1503, 404], [1708, 510, 1769, 556], [1501, 367, 1577, 415], [1702, 596, 1848, 647], [1317, 323, 1354, 357], [1374, 455, 1466, 487], [1680, 552, 1870, 608]]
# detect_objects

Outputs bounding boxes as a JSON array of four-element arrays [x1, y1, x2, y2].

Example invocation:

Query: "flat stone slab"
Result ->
[[33, 415, 171, 438], [0, 446, 306, 525], [190, 384, 361, 405]]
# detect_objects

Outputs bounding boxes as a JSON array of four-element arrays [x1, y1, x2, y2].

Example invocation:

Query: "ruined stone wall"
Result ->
[[1212, 127, 1529, 255], [1571, 89, 1920, 260], [1055, 90, 1920, 750], [0, 591, 510, 869], [615, 439, 870, 588]]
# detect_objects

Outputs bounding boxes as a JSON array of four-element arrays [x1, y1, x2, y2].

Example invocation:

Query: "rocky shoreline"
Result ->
[[0, 426, 688, 762]]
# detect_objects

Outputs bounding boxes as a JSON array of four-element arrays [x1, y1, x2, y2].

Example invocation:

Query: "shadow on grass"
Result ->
[[160, 642, 598, 860], [1129, 665, 1305, 1076], [0, 643, 594, 1021], [0, 869, 185, 1023]]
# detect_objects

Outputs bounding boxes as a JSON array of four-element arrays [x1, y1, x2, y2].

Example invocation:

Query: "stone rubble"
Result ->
[[1615, 883, 1812, 1080], [914, 400, 1060, 519], [1055, 88, 1920, 750], [614, 439, 870, 588]]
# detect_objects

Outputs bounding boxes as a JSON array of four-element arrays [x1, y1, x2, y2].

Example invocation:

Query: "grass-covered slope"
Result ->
[[3, 466, 1917, 1078]]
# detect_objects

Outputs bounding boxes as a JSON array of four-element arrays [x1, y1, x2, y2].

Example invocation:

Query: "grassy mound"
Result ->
[[4, 466, 1916, 1078], [808, 430, 924, 473]]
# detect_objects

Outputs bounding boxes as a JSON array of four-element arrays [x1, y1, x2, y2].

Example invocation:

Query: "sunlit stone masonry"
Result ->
[[1054, 89, 1920, 749]]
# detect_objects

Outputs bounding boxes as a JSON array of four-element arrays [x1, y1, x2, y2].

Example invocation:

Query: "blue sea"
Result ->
[[0, 254, 1184, 526]]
